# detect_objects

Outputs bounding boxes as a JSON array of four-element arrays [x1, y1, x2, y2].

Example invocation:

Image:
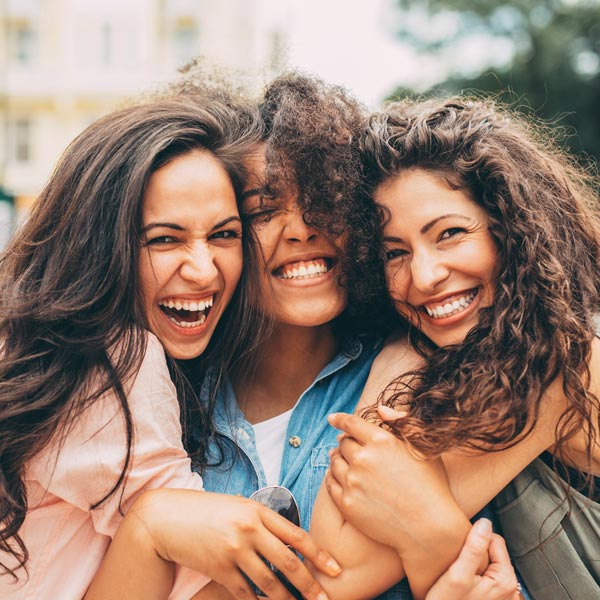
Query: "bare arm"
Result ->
[[85, 489, 341, 600]]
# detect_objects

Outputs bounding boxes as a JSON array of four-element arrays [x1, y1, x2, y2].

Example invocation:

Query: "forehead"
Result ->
[[376, 169, 474, 207], [143, 149, 237, 218]]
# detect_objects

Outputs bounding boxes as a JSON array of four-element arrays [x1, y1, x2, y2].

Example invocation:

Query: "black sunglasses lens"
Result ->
[[249, 486, 300, 526], [246, 486, 303, 599]]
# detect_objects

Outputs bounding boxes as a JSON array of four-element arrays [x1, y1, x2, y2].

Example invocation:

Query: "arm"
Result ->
[[305, 338, 473, 599], [85, 489, 342, 600], [309, 415, 473, 600]]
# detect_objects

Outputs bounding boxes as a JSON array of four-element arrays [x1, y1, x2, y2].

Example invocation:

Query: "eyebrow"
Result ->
[[383, 213, 470, 242], [141, 215, 242, 234], [240, 187, 265, 201]]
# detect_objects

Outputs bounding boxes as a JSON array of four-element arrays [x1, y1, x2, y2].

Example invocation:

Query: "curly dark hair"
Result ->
[[256, 72, 388, 330], [361, 97, 600, 466], [0, 96, 262, 579]]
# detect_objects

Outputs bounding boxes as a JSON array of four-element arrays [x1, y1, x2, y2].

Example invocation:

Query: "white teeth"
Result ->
[[424, 290, 477, 319], [165, 313, 207, 328], [279, 260, 330, 280], [158, 295, 215, 326]]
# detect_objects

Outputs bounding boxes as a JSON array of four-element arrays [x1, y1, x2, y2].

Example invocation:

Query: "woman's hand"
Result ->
[[87, 488, 340, 600], [426, 519, 522, 600], [326, 411, 462, 557]]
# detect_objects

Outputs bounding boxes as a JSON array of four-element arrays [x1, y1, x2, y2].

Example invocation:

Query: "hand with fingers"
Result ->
[[326, 410, 463, 558], [86, 488, 339, 600], [426, 519, 522, 600]]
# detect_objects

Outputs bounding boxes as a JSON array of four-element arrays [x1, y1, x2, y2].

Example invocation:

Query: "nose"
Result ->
[[179, 242, 218, 286], [283, 207, 318, 243], [410, 248, 449, 293]]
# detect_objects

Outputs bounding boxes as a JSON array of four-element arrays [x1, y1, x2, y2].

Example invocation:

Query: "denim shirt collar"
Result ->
[[212, 335, 366, 437]]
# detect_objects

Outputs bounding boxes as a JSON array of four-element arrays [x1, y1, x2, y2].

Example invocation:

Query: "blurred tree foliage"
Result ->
[[389, 0, 600, 164]]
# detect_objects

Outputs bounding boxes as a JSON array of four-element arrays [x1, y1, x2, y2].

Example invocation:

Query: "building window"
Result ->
[[10, 23, 38, 65], [11, 118, 33, 163]]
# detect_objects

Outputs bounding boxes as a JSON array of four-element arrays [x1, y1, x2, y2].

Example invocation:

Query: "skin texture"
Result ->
[[376, 169, 498, 348], [139, 149, 243, 360]]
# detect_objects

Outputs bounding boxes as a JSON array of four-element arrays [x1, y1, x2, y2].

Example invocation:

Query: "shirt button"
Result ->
[[289, 435, 302, 448]]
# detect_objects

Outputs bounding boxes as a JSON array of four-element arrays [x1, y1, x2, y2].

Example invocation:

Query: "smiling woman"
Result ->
[[139, 149, 243, 360], [308, 96, 600, 600], [376, 168, 498, 347]]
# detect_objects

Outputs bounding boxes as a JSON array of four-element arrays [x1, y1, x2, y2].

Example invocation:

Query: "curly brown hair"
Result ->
[[361, 97, 600, 467], [257, 72, 388, 330]]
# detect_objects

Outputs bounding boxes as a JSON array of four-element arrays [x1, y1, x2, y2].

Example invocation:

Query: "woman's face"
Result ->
[[241, 148, 347, 327], [139, 149, 243, 360], [375, 168, 498, 347]]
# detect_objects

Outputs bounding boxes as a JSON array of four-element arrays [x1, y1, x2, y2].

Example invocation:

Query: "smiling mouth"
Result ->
[[273, 258, 335, 280], [158, 296, 214, 328], [421, 288, 479, 320]]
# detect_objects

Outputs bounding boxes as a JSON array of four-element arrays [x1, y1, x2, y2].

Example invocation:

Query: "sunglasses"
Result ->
[[247, 485, 303, 599]]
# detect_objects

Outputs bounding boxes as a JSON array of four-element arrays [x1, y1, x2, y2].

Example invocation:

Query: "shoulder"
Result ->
[[356, 335, 423, 412], [371, 334, 423, 384]]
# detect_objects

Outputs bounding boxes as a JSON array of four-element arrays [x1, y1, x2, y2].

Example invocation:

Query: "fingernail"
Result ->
[[327, 414, 337, 425], [317, 593, 330, 600], [473, 518, 492, 536], [327, 558, 341, 575], [377, 405, 408, 419]]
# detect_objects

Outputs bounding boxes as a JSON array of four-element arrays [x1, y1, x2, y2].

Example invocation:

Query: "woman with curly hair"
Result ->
[[0, 95, 341, 600], [312, 97, 600, 599]]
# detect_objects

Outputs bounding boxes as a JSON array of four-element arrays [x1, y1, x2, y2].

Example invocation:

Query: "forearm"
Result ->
[[84, 495, 175, 600], [309, 481, 472, 600]]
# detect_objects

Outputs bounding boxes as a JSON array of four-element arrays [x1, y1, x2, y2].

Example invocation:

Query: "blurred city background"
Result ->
[[1, 0, 599, 249]]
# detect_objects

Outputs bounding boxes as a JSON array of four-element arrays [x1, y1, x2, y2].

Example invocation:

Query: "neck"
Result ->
[[234, 323, 339, 424]]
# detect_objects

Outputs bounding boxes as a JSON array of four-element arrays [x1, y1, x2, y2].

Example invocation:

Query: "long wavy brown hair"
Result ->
[[0, 97, 262, 579], [361, 97, 600, 469]]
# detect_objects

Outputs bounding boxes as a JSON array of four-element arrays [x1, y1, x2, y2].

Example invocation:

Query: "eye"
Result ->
[[244, 208, 279, 223], [384, 248, 409, 262], [439, 227, 466, 241], [145, 235, 178, 246], [210, 228, 242, 241]]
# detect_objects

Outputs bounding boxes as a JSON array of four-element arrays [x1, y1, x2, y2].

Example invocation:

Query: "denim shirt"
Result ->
[[198, 335, 379, 528], [195, 336, 413, 599]]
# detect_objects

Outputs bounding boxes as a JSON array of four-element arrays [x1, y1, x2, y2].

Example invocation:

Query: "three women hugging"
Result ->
[[1, 68, 599, 600]]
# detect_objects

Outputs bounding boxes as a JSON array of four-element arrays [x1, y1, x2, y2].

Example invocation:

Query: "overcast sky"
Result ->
[[259, 0, 514, 108], [272, 0, 438, 107]]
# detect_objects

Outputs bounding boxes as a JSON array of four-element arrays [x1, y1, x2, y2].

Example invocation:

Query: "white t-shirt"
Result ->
[[253, 407, 295, 486]]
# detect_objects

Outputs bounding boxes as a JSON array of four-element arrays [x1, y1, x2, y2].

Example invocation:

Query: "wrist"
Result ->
[[395, 499, 470, 562]]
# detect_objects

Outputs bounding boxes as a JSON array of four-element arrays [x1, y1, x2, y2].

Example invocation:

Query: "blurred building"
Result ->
[[0, 0, 290, 237]]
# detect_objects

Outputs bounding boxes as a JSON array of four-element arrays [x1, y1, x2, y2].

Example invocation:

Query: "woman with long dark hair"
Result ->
[[0, 95, 340, 600]]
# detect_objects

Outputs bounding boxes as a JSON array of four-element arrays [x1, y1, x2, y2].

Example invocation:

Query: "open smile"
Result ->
[[420, 287, 480, 320], [158, 295, 214, 329], [273, 257, 335, 281]]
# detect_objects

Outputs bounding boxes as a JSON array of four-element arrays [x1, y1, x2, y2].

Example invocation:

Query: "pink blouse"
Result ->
[[1, 333, 210, 599]]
